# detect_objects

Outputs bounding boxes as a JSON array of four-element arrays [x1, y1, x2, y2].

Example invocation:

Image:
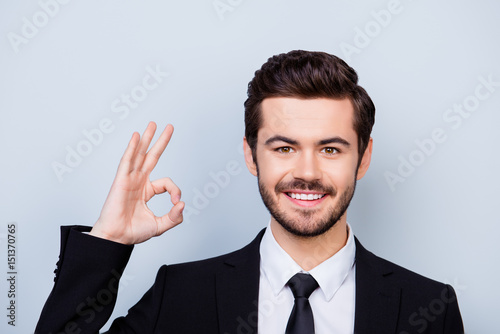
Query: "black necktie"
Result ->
[[285, 273, 319, 334]]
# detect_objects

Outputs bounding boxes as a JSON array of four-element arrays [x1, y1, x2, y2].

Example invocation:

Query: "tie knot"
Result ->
[[287, 273, 318, 299]]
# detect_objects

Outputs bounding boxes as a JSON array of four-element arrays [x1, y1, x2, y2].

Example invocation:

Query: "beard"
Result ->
[[258, 173, 357, 238]]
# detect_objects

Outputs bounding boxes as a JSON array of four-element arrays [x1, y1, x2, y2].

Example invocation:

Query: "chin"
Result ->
[[274, 211, 341, 238]]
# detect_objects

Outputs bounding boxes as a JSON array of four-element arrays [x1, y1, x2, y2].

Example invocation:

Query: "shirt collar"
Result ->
[[259, 221, 356, 301]]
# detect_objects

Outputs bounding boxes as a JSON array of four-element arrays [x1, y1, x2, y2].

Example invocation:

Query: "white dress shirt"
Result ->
[[258, 222, 356, 334]]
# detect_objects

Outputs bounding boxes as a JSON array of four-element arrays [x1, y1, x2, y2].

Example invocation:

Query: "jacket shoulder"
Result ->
[[354, 237, 464, 333]]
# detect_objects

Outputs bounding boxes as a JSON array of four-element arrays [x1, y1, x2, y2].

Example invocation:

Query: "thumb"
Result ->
[[156, 201, 185, 236]]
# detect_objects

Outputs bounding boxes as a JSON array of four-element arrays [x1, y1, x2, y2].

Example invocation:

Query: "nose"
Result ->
[[292, 151, 322, 181]]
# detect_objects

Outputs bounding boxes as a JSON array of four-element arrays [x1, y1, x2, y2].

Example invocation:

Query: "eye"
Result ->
[[321, 147, 338, 155], [276, 146, 294, 154]]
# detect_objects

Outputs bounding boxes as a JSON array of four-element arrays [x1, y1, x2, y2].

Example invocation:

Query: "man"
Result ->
[[36, 50, 464, 333]]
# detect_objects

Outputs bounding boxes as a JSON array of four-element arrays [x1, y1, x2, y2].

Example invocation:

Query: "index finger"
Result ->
[[140, 124, 174, 173]]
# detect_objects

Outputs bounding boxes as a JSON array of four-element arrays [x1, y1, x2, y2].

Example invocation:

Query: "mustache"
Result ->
[[275, 179, 336, 195]]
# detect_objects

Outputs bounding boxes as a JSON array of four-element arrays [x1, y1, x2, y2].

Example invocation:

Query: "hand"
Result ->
[[90, 122, 184, 245]]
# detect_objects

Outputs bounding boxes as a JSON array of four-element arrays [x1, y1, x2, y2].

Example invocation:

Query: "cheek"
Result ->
[[257, 154, 291, 186], [259, 165, 286, 187], [324, 162, 358, 187]]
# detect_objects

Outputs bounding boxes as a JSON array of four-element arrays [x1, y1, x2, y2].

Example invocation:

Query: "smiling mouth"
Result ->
[[285, 192, 327, 201]]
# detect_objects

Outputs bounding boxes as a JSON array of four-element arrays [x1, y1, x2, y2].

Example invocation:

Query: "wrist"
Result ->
[[89, 225, 130, 245]]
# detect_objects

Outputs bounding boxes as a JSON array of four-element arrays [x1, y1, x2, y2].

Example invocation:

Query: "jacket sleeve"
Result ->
[[35, 226, 134, 334]]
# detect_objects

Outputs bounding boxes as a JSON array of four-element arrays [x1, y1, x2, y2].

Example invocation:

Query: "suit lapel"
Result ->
[[216, 229, 264, 334], [354, 238, 401, 334], [214, 231, 402, 333]]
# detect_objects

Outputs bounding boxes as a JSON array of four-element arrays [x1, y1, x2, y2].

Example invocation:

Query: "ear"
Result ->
[[243, 137, 258, 177], [356, 137, 373, 180]]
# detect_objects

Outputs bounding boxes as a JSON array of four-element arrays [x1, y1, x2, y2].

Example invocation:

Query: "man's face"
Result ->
[[244, 97, 371, 238]]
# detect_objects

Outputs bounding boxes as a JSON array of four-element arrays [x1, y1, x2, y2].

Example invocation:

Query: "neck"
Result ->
[[270, 218, 349, 271]]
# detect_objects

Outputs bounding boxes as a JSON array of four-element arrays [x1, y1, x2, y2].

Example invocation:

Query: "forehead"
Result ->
[[258, 97, 356, 142]]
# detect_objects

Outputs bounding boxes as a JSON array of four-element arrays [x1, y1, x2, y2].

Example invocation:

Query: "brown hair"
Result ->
[[244, 50, 375, 164]]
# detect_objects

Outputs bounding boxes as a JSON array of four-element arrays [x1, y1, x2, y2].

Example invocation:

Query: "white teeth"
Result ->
[[287, 193, 325, 201]]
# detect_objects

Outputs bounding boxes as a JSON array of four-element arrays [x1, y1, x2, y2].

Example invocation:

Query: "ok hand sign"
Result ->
[[90, 122, 184, 245]]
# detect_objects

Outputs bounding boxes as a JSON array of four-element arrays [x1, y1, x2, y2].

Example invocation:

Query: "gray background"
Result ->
[[1, 0, 499, 332]]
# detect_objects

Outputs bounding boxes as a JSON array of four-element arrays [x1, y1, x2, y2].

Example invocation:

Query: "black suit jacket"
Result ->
[[36, 226, 464, 333]]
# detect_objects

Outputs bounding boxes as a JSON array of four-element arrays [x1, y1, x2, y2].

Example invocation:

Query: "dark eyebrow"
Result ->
[[264, 135, 351, 148], [318, 137, 351, 147], [264, 135, 298, 146]]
